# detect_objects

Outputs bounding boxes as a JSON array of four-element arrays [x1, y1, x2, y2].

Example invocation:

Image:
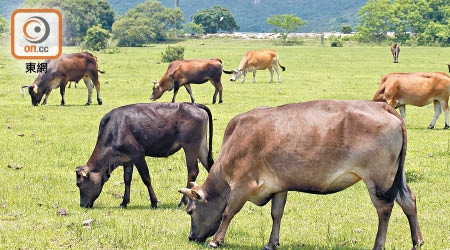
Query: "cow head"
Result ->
[[223, 69, 244, 82], [76, 166, 103, 208], [179, 182, 226, 242], [21, 84, 42, 106], [150, 78, 175, 101]]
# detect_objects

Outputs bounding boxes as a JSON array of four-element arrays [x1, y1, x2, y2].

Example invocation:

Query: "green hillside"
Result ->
[[109, 0, 367, 32], [1, 0, 367, 32]]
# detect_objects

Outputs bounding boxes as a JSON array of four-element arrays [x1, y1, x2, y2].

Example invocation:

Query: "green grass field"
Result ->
[[0, 39, 449, 249]]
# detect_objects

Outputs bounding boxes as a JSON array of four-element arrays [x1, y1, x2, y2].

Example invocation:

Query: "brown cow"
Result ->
[[373, 72, 450, 129], [150, 59, 224, 104], [223, 49, 285, 83], [391, 43, 400, 63], [21, 52, 103, 106], [179, 100, 423, 250]]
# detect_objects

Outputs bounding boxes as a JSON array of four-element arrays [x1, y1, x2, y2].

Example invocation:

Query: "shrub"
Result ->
[[83, 26, 110, 51], [329, 36, 343, 47], [341, 25, 352, 34], [161, 45, 184, 63]]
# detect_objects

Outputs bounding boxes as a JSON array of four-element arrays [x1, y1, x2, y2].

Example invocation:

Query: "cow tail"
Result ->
[[372, 77, 387, 102], [383, 104, 408, 202], [195, 103, 214, 169], [277, 56, 286, 71]]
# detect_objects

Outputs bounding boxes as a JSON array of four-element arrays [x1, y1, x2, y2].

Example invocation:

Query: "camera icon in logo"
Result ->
[[11, 9, 62, 59], [23, 16, 51, 44]]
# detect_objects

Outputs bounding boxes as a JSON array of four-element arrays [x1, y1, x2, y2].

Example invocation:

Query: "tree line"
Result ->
[[356, 0, 449, 46]]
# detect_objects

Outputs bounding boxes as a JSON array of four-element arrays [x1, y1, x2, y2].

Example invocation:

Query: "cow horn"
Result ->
[[223, 70, 233, 74], [178, 187, 204, 200], [188, 182, 199, 188], [20, 85, 30, 96], [32, 84, 38, 94]]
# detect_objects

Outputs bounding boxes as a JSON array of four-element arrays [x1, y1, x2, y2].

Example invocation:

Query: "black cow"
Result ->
[[76, 102, 214, 208]]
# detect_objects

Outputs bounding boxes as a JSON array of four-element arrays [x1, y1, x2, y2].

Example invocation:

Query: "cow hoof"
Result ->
[[118, 203, 127, 208], [262, 242, 279, 250], [85, 102, 91, 106], [98, 100, 103, 105], [219, 100, 223, 104], [150, 203, 158, 209], [207, 242, 219, 248], [428, 125, 434, 129], [444, 125, 449, 130]]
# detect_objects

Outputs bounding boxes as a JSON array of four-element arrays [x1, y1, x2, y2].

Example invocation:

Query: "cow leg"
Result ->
[[42, 91, 51, 105], [395, 184, 424, 249], [93, 81, 102, 105], [274, 66, 282, 83], [208, 190, 248, 248], [240, 71, 247, 84], [212, 81, 223, 104], [184, 84, 195, 103], [269, 67, 274, 83], [428, 100, 441, 129], [67, 82, 71, 88], [83, 77, 94, 105], [399, 105, 406, 125], [252, 69, 256, 83], [263, 192, 287, 250], [443, 99, 449, 129], [134, 157, 158, 208], [171, 86, 180, 103], [367, 187, 394, 250], [119, 164, 134, 208], [179, 149, 200, 207], [59, 80, 66, 106]]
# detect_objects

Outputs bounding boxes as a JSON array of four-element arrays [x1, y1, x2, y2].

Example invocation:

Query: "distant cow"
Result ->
[[223, 49, 285, 83], [373, 72, 450, 129], [21, 52, 104, 106], [391, 43, 400, 63], [76, 102, 214, 208], [151, 59, 224, 104], [179, 100, 422, 250]]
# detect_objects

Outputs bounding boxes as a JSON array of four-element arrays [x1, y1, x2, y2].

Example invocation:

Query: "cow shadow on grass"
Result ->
[[219, 242, 368, 250]]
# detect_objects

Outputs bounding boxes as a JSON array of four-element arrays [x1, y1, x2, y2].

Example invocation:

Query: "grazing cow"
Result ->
[[391, 43, 400, 63], [76, 102, 214, 208], [373, 72, 450, 129], [179, 100, 423, 250], [150, 59, 224, 104], [21, 52, 104, 106], [223, 49, 285, 83]]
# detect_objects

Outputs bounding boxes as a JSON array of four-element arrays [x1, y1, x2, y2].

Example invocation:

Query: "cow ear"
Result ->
[[76, 166, 90, 178]]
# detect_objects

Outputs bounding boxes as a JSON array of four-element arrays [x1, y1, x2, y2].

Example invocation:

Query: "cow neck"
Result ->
[[86, 148, 118, 184], [202, 168, 230, 202]]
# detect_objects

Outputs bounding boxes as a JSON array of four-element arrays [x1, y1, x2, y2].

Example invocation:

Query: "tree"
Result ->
[[191, 6, 239, 33], [341, 25, 352, 34], [83, 25, 110, 51], [24, 0, 115, 45], [0, 16, 8, 35], [112, 1, 184, 46], [96, 0, 115, 31], [355, 0, 393, 44], [266, 14, 306, 44], [182, 22, 204, 35]]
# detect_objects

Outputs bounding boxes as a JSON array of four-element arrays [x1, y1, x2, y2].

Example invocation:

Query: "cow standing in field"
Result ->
[[373, 72, 450, 129], [179, 100, 423, 250], [391, 43, 400, 63], [150, 59, 224, 104], [223, 49, 285, 83], [76, 102, 214, 208], [21, 52, 104, 106]]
